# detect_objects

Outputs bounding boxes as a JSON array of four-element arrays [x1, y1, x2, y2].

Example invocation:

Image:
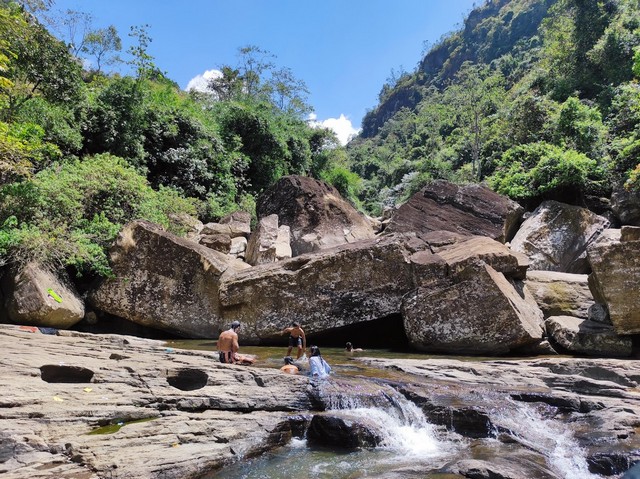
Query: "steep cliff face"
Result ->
[[361, 0, 555, 138]]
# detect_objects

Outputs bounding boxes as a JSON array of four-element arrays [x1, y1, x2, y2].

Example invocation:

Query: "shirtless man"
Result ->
[[280, 356, 299, 374], [217, 321, 241, 364], [280, 321, 306, 359]]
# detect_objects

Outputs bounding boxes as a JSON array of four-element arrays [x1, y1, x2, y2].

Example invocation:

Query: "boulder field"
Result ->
[[1, 176, 639, 358]]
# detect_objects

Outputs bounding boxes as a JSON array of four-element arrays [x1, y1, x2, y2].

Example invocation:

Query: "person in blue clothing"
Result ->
[[308, 345, 331, 378]]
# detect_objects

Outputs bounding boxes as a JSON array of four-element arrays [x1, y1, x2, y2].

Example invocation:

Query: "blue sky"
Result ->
[[49, 0, 477, 143]]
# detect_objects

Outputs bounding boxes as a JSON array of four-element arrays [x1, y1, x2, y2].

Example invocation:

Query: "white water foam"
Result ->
[[492, 400, 600, 479], [319, 383, 460, 460]]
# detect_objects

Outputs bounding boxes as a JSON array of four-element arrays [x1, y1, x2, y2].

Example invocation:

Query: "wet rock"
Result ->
[[447, 457, 560, 479], [587, 229, 640, 334], [307, 413, 382, 449], [545, 316, 633, 357], [89, 220, 250, 338], [256, 175, 375, 256], [1, 262, 84, 329], [524, 271, 595, 319], [402, 263, 544, 355], [510, 200, 610, 273], [384, 180, 523, 243]]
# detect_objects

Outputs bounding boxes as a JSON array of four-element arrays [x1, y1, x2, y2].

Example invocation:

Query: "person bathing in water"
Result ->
[[217, 321, 255, 365], [280, 356, 299, 374], [280, 321, 306, 359], [345, 342, 364, 354], [308, 345, 331, 378]]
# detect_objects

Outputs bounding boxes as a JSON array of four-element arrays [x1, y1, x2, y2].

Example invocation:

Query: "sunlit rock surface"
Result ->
[[588, 228, 640, 334], [510, 200, 610, 273]]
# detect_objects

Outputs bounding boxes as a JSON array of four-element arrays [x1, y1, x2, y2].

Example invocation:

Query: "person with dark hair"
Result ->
[[217, 321, 255, 365], [308, 345, 331, 378], [345, 342, 363, 354], [280, 321, 306, 359], [280, 356, 299, 374]]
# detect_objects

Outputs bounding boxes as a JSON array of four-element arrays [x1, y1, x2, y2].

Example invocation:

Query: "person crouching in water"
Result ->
[[217, 321, 241, 364], [308, 346, 331, 378], [280, 356, 299, 374], [280, 321, 306, 359], [217, 321, 256, 365]]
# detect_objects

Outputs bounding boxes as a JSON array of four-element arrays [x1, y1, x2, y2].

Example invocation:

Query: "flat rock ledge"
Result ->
[[0, 325, 311, 479]]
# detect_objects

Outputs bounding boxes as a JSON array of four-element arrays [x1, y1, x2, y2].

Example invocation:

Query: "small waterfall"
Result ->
[[314, 379, 460, 459], [491, 400, 600, 479]]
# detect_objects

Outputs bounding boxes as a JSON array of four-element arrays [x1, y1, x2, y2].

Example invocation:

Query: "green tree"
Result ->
[[83, 25, 121, 73], [1, 3, 83, 120], [444, 62, 506, 179]]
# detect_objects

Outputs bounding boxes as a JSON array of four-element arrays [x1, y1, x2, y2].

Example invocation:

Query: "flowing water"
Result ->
[[168, 341, 614, 479]]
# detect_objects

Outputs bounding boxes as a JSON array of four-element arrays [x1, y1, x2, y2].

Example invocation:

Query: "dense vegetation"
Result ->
[[348, 0, 640, 213], [0, 1, 346, 277], [1, 0, 640, 282]]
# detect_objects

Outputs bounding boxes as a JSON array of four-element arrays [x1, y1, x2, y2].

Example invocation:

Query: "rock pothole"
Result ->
[[166, 368, 208, 391], [40, 365, 94, 383]]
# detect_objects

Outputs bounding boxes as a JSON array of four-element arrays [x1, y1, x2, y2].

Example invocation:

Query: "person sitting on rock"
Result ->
[[280, 356, 299, 374], [280, 321, 306, 359], [345, 342, 364, 354], [308, 346, 331, 378], [217, 321, 256, 365]]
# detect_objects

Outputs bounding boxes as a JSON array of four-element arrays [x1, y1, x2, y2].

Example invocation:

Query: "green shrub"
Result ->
[[0, 153, 197, 276], [490, 142, 607, 201]]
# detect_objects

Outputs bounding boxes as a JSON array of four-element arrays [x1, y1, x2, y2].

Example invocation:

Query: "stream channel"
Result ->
[[166, 340, 631, 479]]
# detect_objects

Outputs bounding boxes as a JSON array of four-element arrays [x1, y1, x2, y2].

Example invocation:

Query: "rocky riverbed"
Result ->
[[2, 324, 640, 479]]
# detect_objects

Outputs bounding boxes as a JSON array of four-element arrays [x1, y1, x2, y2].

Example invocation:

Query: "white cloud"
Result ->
[[309, 113, 360, 146], [186, 69, 222, 92]]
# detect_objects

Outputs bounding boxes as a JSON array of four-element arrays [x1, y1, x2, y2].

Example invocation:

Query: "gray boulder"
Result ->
[[611, 183, 640, 226], [546, 315, 633, 357], [245, 214, 279, 266], [0, 262, 84, 329], [510, 200, 609, 273], [256, 175, 375, 256], [402, 262, 544, 355], [199, 233, 232, 254], [384, 180, 524, 242], [587, 228, 640, 334], [219, 234, 426, 343], [524, 270, 595, 319], [89, 220, 249, 338]]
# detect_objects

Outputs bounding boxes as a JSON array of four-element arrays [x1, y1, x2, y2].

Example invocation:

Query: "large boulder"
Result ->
[[256, 175, 375, 256], [524, 271, 595, 319], [509, 201, 610, 273], [89, 220, 249, 338], [433, 235, 530, 279], [0, 263, 84, 329], [384, 180, 524, 243], [545, 316, 633, 357], [587, 228, 640, 334], [245, 214, 279, 266], [402, 262, 544, 355], [611, 183, 640, 226], [219, 234, 427, 343]]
